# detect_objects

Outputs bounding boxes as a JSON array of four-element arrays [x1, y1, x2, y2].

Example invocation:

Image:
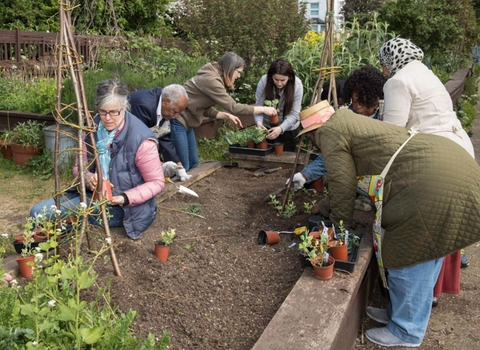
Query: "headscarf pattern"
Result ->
[[378, 38, 424, 77]]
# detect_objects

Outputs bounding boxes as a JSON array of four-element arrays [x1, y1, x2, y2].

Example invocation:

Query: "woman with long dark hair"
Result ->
[[254, 58, 303, 151]]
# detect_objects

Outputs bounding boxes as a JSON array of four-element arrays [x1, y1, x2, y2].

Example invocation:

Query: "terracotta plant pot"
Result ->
[[257, 230, 280, 245], [274, 142, 284, 155], [14, 235, 26, 243], [256, 140, 268, 150], [269, 114, 279, 125], [246, 140, 255, 148], [328, 241, 348, 261], [16, 255, 35, 278], [155, 241, 170, 262], [311, 178, 324, 192], [311, 255, 335, 280], [11, 144, 40, 166], [0, 140, 13, 159], [33, 229, 49, 242]]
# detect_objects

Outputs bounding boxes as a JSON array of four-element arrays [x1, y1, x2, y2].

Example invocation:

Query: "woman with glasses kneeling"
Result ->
[[30, 79, 165, 240]]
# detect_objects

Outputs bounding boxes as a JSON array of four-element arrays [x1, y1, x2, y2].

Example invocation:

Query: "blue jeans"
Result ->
[[301, 155, 327, 182], [386, 257, 444, 343], [170, 119, 198, 171], [30, 192, 124, 227]]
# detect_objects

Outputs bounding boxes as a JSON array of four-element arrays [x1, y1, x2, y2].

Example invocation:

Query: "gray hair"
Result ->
[[162, 84, 188, 104], [218, 52, 245, 89], [94, 79, 130, 111]]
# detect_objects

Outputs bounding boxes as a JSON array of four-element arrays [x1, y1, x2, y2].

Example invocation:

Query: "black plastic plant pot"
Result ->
[[12, 240, 41, 254], [308, 215, 332, 232]]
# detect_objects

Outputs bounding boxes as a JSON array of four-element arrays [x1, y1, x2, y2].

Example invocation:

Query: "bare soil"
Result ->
[[86, 166, 314, 349], [2, 155, 480, 350]]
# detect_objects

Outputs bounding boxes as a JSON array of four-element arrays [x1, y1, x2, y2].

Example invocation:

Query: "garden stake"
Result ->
[[52, 3, 122, 277], [281, 134, 306, 214]]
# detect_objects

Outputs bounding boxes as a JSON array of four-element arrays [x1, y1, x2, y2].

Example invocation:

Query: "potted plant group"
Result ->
[[10, 120, 45, 165], [225, 128, 251, 147], [299, 229, 335, 280], [155, 227, 176, 261]]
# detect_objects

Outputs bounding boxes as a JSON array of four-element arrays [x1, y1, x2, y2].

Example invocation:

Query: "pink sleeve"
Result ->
[[123, 139, 165, 206]]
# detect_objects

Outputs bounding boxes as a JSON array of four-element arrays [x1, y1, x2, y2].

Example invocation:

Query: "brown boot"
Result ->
[[311, 196, 331, 218]]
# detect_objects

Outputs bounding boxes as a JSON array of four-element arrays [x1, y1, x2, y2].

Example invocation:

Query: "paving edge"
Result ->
[[252, 234, 374, 350]]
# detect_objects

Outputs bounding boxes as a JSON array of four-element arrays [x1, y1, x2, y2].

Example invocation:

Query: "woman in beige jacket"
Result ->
[[172, 52, 277, 170]]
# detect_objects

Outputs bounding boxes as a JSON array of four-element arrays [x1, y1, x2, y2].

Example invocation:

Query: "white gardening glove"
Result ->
[[162, 161, 178, 178], [176, 167, 192, 182], [285, 172, 307, 190]]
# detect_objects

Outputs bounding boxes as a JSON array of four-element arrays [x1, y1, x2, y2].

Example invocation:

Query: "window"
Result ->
[[310, 3, 319, 17]]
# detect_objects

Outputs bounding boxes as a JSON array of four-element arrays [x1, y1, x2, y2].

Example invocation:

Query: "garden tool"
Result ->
[[253, 166, 283, 177], [165, 178, 199, 197]]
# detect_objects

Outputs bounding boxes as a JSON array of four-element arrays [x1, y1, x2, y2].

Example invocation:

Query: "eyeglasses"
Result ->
[[98, 109, 122, 117], [235, 69, 243, 77]]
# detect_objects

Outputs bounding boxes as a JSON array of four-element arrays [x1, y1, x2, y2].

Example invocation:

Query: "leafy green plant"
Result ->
[[285, 16, 395, 107], [184, 203, 203, 215], [225, 129, 251, 147], [0, 129, 13, 145], [197, 135, 230, 162], [269, 194, 297, 218], [337, 219, 360, 250], [0, 73, 56, 115], [249, 127, 267, 144], [160, 228, 176, 246], [303, 199, 317, 213], [298, 230, 330, 266], [185, 242, 197, 251], [10, 120, 45, 149], [0, 201, 170, 349], [264, 99, 279, 113]]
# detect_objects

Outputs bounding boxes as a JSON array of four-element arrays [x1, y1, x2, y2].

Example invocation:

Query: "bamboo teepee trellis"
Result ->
[[281, 0, 338, 214], [51, 0, 122, 276]]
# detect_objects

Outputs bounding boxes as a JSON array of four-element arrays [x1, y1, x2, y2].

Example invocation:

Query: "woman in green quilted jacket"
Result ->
[[298, 105, 480, 348]]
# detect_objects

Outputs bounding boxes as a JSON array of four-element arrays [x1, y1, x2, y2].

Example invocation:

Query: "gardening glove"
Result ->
[[162, 161, 178, 178], [176, 167, 192, 182], [286, 172, 307, 190]]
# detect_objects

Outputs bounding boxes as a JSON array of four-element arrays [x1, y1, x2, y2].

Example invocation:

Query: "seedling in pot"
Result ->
[[159, 228, 176, 246], [264, 99, 280, 113]]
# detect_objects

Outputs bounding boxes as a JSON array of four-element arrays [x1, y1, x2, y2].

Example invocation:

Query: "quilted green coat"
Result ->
[[316, 109, 480, 268]]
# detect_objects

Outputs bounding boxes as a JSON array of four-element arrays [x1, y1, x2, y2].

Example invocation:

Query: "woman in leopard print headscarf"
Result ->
[[378, 37, 424, 77], [367, 37, 475, 347]]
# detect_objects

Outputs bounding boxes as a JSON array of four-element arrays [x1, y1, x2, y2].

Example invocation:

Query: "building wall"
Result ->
[[301, 0, 343, 31]]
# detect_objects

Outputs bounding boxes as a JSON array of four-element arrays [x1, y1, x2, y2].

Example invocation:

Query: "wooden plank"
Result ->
[[156, 161, 223, 203], [225, 151, 310, 170]]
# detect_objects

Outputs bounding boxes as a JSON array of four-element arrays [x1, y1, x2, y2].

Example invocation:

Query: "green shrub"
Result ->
[[169, 0, 310, 67], [0, 72, 56, 115]]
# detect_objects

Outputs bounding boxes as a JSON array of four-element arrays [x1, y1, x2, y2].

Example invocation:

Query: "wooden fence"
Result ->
[[0, 28, 165, 68]]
